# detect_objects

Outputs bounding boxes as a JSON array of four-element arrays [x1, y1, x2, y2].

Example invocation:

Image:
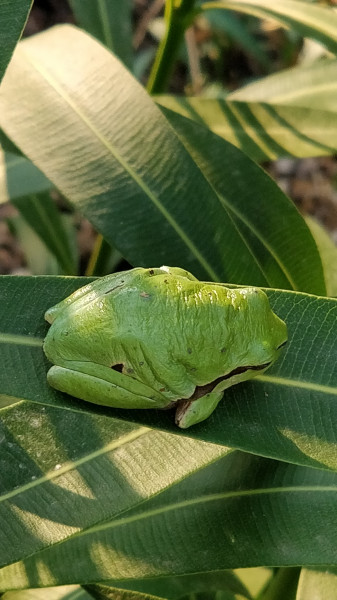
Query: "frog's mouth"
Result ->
[[189, 362, 272, 401]]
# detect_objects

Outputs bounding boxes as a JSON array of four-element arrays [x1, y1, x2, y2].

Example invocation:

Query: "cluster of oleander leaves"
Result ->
[[1, 1, 337, 599]]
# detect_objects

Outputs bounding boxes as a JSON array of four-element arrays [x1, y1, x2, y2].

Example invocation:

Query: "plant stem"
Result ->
[[85, 234, 113, 276], [147, 0, 198, 94]]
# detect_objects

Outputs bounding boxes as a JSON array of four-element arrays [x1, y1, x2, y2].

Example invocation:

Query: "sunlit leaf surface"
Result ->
[[297, 567, 337, 600], [157, 96, 337, 160], [0, 398, 227, 567], [229, 58, 337, 112], [1, 452, 337, 588]]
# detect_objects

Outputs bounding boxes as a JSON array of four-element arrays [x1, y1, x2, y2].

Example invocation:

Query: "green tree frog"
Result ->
[[44, 266, 287, 428]]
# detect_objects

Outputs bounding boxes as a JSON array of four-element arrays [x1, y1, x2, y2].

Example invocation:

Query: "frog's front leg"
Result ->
[[175, 390, 224, 429], [47, 361, 171, 409]]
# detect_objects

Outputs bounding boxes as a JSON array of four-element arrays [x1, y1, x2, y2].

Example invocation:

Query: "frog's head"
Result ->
[[174, 283, 287, 387]]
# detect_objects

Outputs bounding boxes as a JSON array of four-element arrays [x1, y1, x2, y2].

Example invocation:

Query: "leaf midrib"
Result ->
[[0, 333, 43, 347], [0, 426, 149, 503], [62, 484, 337, 541], [222, 200, 297, 290], [257, 374, 337, 396], [7, 482, 336, 568]]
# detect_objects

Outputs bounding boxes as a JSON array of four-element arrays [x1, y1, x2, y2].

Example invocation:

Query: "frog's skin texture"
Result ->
[[44, 266, 287, 428]]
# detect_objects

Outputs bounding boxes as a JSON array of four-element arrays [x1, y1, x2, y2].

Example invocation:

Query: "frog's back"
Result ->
[[44, 266, 270, 378]]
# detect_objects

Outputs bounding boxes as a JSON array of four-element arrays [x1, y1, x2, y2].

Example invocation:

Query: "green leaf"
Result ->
[[0, 149, 76, 274], [228, 58, 337, 111], [69, 0, 133, 69], [8, 214, 61, 275], [1, 275, 337, 471], [0, 151, 52, 205], [0, 130, 23, 155], [162, 108, 325, 295], [0, 0, 32, 84], [156, 95, 337, 160], [0, 24, 325, 291], [12, 193, 77, 275], [2, 452, 337, 588], [201, 0, 337, 55], [305, 217, 337, 298], [0, 24, 245, 284], [0, 400, 227, 568], [297, 567, 337, 600]]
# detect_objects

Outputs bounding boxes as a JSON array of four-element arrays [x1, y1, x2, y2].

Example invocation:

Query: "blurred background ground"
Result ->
[[1, 0, 336, 274]]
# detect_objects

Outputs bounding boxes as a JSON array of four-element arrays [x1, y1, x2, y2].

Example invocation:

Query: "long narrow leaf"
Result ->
[[0, 25, 226, 283], [69, 0, 133, 68], [12, 192, 77, 275], [1, 453, 337, 588], [0, 0, 32, 83], [9, 214, 61, 275], [201, 0, 337, 55], [0, 151, 52, 205], [229, 58, 337, 111], [161, 108, 325, 294], [0, 400, 227, 567], [0, 25, 325, 291], [305, 217, 337, 298], [157, 96, 337, 160]]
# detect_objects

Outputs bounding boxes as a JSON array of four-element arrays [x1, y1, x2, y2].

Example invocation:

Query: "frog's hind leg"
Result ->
[[175, 390, 223, 428], [47, 361, 169, 409]]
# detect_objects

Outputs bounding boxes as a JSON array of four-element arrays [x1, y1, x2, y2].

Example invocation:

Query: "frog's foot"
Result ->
[[175, 362, 272, 428], [47, 360, 169, 409], [175, 391, 223, 429]]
